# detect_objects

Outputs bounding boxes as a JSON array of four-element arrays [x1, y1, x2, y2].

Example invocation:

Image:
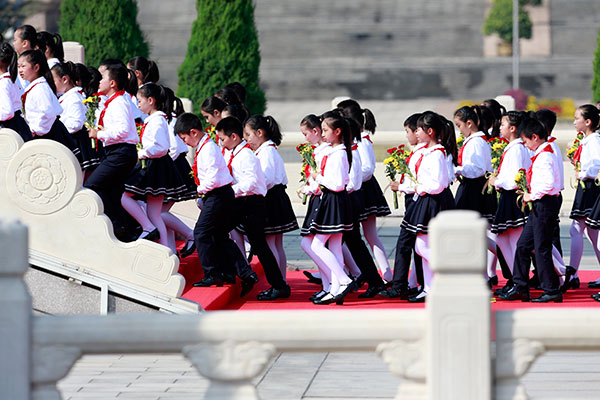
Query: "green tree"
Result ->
[[592, 27, 600, 102], [59, 0, 149, 67], [483, 0, 533, 43], [178, 0, 266, 115]]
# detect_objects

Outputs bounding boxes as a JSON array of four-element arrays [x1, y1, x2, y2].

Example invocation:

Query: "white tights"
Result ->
[[310, 233, 351, 295], [415, 234, 433, 293], [121, 194, 168, 247], [161, 202, 193, 254], [569, 218, 600, 273], [301, 235, 331, 292], [342, 243, 362, 278], [495, 227, 522, 274], [361, 215, 393, 281]]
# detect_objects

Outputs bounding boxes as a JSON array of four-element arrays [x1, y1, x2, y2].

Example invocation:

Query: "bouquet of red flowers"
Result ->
[[296, 142, 317, 205], [205, 125, 218, 144]]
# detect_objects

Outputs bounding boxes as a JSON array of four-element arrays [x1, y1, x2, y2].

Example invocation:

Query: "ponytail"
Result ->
[[128, 56, 160, 84], [336, 98, 377, 134], [138, 83, 169, 118], [20, 50, 56, 94], [362, 108, 377, 134], [246, 114, 283, 146], [37, 31, 64, 62], [300, 114, 321, 130], [0, 42, 18, 82], [454, 105, 480, 128]]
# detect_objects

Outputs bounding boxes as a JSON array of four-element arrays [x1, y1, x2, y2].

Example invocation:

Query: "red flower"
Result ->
[[386, 147, 397, 154], [92, 92, 104, 96]]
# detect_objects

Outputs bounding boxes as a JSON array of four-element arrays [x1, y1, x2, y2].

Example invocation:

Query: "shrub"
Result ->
[[177, 0, 266, 115], [592, 27, 600, 103], [59, 0, 149, 67], [483, 0, 532, 43]]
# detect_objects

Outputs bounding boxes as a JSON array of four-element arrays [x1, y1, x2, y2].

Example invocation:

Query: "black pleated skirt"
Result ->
[[0, 111, 32, 142], [33, 119, 82, 163], [303, 188, 353, 235], [263, 184, 299, 235], [570, 179, 600, 219], [164, 153, 198, 202], [359, 175, 391, 218], [124, 154, 187, 200], [72, 127, 103, 171], [455, 176, 497, 224], [301, 194, 321, 236], [400, 187, 455, 234], [491, 189, 528, 234]]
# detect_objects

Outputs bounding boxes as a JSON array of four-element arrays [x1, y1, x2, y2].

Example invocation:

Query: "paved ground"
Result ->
[[57, 215, 600, 399]]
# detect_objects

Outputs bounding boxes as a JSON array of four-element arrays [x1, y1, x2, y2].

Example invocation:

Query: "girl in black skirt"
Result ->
[[338, 100, 393, 281], [0, 42, 32, 142], [52, 61, 102, 175], [18, 50, 80, 160], [305, 112, 355, 305], [489, 111, 531, 289], [244, 114, 299, 278], [400, 111, 457, 302], [573, 105, 600, 278], [122, 84, 187, 248]]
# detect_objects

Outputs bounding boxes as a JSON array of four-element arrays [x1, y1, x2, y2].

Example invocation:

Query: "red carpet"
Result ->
[[176, 242, 600, 311]]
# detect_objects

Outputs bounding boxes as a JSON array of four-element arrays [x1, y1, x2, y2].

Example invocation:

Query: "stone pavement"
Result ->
[[57, 215, 600, 399]]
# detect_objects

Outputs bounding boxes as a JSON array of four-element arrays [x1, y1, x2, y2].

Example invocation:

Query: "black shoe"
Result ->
[[408, 291, 427, 303], [592, 293, 600, 301], [379, 286, 410, 300], [560, 266, 577, 293], [309, 290, 326, 302], [497, 285, 530, 302], [334, 281, 358, 305], [257, 285, 291, 301], [240, 273, 259, 297], [588, 280, 600, 289], [179, 239, 196, 258], [139, 228, 160, 241], [193, 275, 224, 287], [531, 292, 563, 303], [593, 296, 600, 303], [303, 270, 322, 285], [493, 282, 513, 297], [488, 276, 498, 286], [355, 274, 367, 289], [358, 285, 385, 298], [313, 292, 336, 305]]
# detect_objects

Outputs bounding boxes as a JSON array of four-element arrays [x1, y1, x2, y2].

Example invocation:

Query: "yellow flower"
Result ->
[[383, 157, 394, 165], [491, 157, 498, 164], [456, 136, 464, 144], [492, 143, 503, 151]]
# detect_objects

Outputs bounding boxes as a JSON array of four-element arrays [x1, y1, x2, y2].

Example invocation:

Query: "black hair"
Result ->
[[15, 25, 37, 49], [127, 56, 159, 85], [321, 110, 353, 169], [0, 42, 18, 82], [19, 50, 57, 94], [479, 106, 495, 138], [51, 61, 77, 83], [215, 116, 243, 138], [74, 63, 91, 91], [418, 111, 458, 166], [222, 104, 249, 123], [99, 58, 125, 68], [125, 68, 138, 97], [245, 114, 283, 146], [337, 99, 377, 134], [224, 82, 246, 103], [518, 118, 547, 140], [163, 86, 184, 118], [201, 96, 227, 114], [403, 113, 422, 132], [482, 99, 506, 125], [214, 86, 242, 105], [454, 105, 482, 131], [174, 113, 203, 135], [86, 66, 101, 96], [346, 116, 362, 142], [138, 83, 172, 121], [503, 110, 526, 129], [300, 114, 321, 130], [533, 108, 557, 136], [36, 31, 64, 62], [577, 104, 600, 132], [104, 63, 128, 91]]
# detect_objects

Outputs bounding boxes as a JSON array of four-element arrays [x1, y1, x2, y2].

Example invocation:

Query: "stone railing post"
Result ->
[[428, 210, 491, 400], [0, 218, 31, 399]]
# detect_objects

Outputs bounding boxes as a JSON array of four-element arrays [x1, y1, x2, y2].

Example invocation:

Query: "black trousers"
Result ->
[[391, 195, 423, 289], [513, 195, 561, 293], [343, 191, 384, 288], [193, 185, 254, 280], [84, 143, 137, 225], [233, 195, 286, 290]]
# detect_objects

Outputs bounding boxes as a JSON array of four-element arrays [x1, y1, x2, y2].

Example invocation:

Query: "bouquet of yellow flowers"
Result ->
[[484, 137, 509, 194], [514, 168, 532, 211], [205, 126, 218, 144], [566, 131, 584, 172], [136, 123, 147, 169], [82, 92, 102, 149], [296, 142, 317, 205], [456, 134, 465, 151], [384, 145, 417, 209]]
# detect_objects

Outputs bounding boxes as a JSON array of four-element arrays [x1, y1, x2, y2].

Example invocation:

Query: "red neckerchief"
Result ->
[[351, 143, 358, 151], [362, 134, 373, 144], [192, 135, 212, 185], [97, 90, 125, 128], [139, 114, 167, 142], [548, 136, 556, 143], [573, 143, 583, 166], [228, 143, 251, 174], [415, 145, 444, 177], [526, 143, 554, 190], [320, 155, 328, 176], [21, 81, 43, 107]]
